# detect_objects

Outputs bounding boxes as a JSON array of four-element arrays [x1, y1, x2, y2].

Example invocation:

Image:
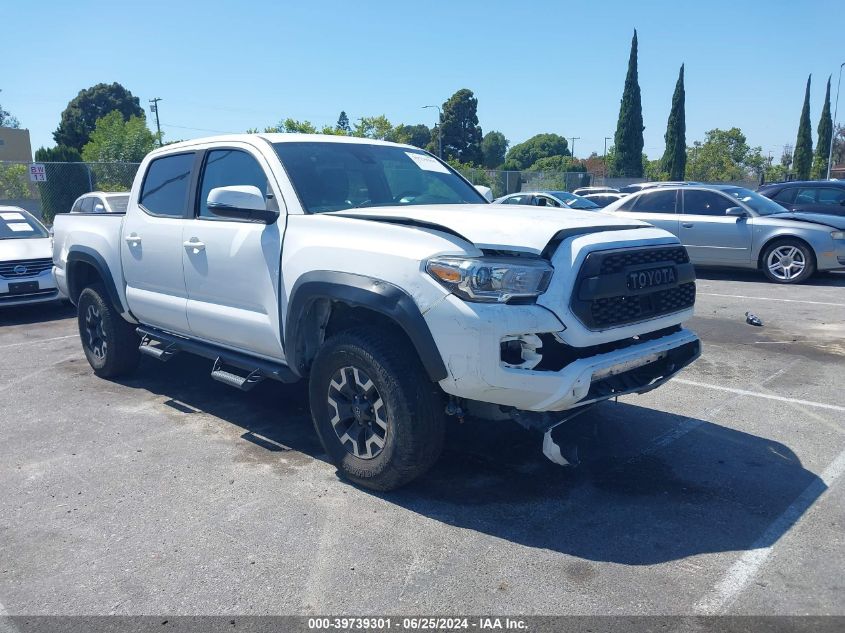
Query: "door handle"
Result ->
[[681, 222, 694, 228], [125, 234, 142, 245], [183, 238, 205, 252]]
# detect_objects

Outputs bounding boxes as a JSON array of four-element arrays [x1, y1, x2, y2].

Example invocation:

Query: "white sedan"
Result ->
[[0, 206, 61, 307], [493, 190, 602, 211]]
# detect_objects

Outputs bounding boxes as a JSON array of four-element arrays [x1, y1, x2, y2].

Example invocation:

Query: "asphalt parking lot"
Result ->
[[0, 270, 843, 616]]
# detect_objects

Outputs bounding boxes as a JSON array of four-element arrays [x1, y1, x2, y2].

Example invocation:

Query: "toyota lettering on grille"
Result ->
[[627, 266, 676, 291]]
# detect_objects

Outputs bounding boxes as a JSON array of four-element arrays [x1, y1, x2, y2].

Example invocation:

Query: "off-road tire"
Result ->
[[308, 327, 445, 491], [77, 283, 140, 378], [761, 238, 816, 284]]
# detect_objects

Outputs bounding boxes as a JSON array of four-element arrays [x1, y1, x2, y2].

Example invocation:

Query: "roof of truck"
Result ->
[[154, 133, 419, 155]]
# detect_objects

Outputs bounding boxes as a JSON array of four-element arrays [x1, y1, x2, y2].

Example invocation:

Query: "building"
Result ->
[[831, 163, 845, 180], [0, 127, 33, 162]]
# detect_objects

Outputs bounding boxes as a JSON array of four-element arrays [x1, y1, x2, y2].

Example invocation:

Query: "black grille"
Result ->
[[590, 282, 696, 328], [0, 258, 53, 279], [599, 246, 689, 274]]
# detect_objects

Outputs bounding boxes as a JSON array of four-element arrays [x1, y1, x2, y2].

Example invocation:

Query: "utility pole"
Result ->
[[149, 98, 163, 147], [604, 136, 612, 157], [570, 137, 580, 159], [826, 62, 844, 180], [422, 105, 442, 158]]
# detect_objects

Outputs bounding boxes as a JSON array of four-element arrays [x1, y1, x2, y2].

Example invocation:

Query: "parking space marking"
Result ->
[[0, 334, 78, 350], [695, 448, 845, 614], [674, 379, 845, 414], [697, 292, 845, 308]]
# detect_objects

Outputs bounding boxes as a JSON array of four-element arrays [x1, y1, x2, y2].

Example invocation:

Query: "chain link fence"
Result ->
[[0, 161, 140, 224], [457, 168, 594, 199]]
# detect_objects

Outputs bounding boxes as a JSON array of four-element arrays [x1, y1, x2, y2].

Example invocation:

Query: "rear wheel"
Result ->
[[761, 239, 815, 284], [77, 283, 140, 378], [308, 328, 445, 491]]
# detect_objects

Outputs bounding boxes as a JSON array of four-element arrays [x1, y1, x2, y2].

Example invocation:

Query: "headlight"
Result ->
[[831, 231, 845, 240], [425, 256, 553, 303]]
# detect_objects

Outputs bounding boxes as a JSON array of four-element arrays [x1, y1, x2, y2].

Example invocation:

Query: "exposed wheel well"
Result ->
[[67, 260, 105, 304], [757, 235, 816, 270]]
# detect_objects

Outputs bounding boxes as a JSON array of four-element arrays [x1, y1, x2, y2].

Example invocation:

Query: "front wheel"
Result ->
[[77, 283, 140, 378], [761, 239, 816, 284], [308, 328, 445, 491]]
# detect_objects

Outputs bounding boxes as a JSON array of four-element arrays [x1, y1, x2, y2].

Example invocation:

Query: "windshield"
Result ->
[[0, 210, 49, 240], [723, 187, 786, 216], [548, 191, 600, 210], [106, 194, 129, 213], [272, 142, 486, 213]]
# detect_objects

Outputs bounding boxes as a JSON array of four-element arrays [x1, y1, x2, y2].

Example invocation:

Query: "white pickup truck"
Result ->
[[53, 133, 700, 490]]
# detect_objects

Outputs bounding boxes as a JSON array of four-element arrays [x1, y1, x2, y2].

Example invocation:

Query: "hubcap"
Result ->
[[767, 246, 806, 281], [327, 366, 387, 459], [84, 304, 108, 360]]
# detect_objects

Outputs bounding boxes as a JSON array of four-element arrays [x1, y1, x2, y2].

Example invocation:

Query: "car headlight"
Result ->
[[425, 256, 553, 303], [831, 231, 845, 240]]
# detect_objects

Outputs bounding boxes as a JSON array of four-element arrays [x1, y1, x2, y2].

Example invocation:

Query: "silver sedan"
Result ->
[[602, 184, 845, 284]]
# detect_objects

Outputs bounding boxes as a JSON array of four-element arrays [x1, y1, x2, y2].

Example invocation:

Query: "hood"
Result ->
[[329, 204, 649, 253], [0, 237, 52, 261], [769, 212, 845, 230]]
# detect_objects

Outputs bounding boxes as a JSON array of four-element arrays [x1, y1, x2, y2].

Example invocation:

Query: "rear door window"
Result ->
[[817, 188, 845, 205], [632, 189, 677, 213], [772, 188, 796, 203], [140, 153, 195, 217]]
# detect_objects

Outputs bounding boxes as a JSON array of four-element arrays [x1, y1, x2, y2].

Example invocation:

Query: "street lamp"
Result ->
[[422, 105, 442, 158], [826, 62, 845, 180]]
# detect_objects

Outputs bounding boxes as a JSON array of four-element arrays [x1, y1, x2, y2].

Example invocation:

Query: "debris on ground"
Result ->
[[745, 311, 763, 327]]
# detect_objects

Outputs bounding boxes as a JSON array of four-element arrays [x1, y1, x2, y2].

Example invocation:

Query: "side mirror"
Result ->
[[207, 186, 277, 223], [474, 185, 493, 202], [725, 207, 748, 218]]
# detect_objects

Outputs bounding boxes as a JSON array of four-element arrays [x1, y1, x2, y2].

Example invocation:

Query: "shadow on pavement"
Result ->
[[0, 300, 75, 326], [695, 267, 845, 287], [115, 353, 823, 566]]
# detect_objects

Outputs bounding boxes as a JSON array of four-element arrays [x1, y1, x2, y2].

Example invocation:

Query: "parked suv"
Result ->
[[758, 180, 845, 217], [0, 206, 61, 307], [53, 134, 701, 490]]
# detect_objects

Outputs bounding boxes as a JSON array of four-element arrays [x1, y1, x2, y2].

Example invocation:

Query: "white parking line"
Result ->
[[0, 334, 78, 350], [695, 448, 845, 614], [698, 292, 845, 308], [674, 379, 845, 414]]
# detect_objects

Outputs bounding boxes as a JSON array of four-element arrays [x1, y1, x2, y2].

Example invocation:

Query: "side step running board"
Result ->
[[211, 358, 264, 392], [135, 325, 299, 385]]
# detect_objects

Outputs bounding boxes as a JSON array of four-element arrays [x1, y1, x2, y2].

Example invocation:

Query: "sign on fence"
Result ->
[[29, 164, 47, 182]]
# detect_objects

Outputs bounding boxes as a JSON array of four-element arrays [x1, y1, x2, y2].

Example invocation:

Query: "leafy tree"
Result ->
[[35, 145, 83, 162], [528, 155, 585, 172], [270, 118, 318, 134], [812, 76, 833, 179], [832, 124, 845, 166], [81, 111, 157, 163], [390, 123, 432, 149], [481, 131, 508, 168], [34, 145, 89, 224], [0, 89, 20, 128], [0, 164, 28, 198], [320, 124, 348, 135], [503, 133, 569, 171], [353, 115, 393, 140], [613, 30, 645, 177], [685, 128, 764, 182], [439, 89, 483, 165], [54, 83, 144, 150], [781, 144, 793, 173], [793, 75, 813, 180], [660, 64, 686, 180], [336, 111, 351, 133]]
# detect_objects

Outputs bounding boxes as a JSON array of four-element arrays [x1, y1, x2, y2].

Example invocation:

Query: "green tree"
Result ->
[[685, 128, 764, 182], [503, 133, 569, 171], [793, 75, 813, 180], [271, 118, 318, 134], [439, 89, 483, 165], [391, 123, 432, 149], [34, 145, 89, 224], [832, 124, 845, 166], [0, 164, 28, 198], [812, 76, 833, 179], [81, 111, 157, 163], [353, 115, 393, 140], [0, 89, 20, 128], [54, 83, 144, 150], [528, 155, 585, 172], [613, 30, 645, 177], [336, 111, 351, 133], [660, 64, 686, 180], [481, 131, 508, 168]]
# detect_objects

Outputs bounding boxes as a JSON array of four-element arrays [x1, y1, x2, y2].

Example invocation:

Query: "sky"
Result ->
[[2, 0, 843, 163]]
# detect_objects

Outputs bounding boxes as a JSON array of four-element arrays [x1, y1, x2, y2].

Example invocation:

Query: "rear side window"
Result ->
[[818, 188, 845, 204], [772, 188, 796, 203], [140, 153, 195, 217], [632, 189, 677, 213], [683, 190, 734, 216], [80, 197, 94, 213]]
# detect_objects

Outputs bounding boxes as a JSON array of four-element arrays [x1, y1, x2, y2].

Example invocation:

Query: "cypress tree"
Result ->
[[660, 64, 686, 180], [793, 75, 813, 180], [613, 30, 645, 177], [812, 76, 833, 179]]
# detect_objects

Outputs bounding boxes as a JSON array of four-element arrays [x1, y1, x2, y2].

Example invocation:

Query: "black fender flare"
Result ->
[[285, 271, 448, 382], [65, 247, 123, 311]]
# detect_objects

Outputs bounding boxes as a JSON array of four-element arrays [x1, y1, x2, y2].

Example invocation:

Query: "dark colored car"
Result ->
[[757, 180, 845, 217]]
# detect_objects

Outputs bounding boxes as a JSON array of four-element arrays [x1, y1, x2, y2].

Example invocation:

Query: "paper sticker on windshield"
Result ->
[[6, 223, 34, 232], [405, 152, 450, 174], [0, 212, 26, 221]]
